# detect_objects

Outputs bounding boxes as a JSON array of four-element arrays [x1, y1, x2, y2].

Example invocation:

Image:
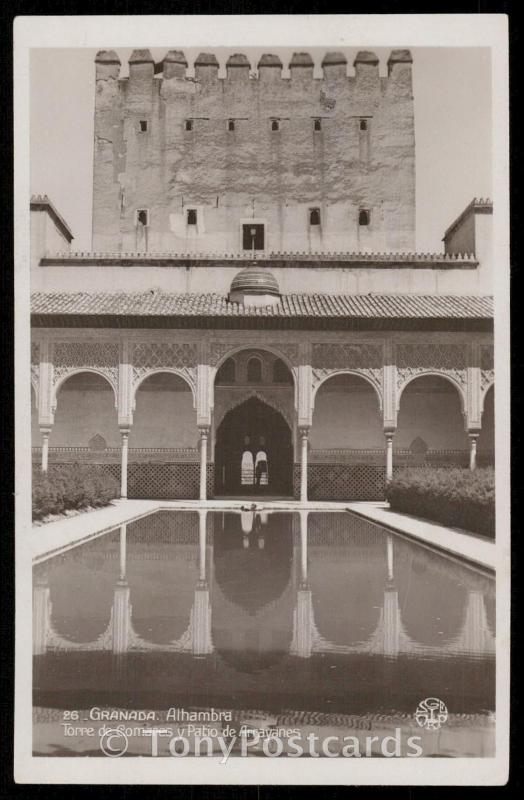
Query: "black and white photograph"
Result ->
[[14, 14, 509, 785]]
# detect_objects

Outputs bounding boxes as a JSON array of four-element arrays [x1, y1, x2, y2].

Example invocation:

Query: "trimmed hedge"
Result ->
[[32, 464, 119, 521], [385, 467, 495, 538]]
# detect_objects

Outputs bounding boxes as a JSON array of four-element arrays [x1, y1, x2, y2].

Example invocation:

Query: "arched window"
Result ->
[[309, 208, 321, 226], [216, 358, 236, 384], [187, 209, 197, 226], [272, 358, 292, 384], [247, 357, 262, 383], [89, 433, 107, 451], [358, 209, 370, 226]]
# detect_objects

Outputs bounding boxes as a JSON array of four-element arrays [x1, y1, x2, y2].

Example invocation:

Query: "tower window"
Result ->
[[271, 119, 280, 132], [137, 209, 149, 226], [359, 209, 370, 226], [139, 120, 148, 132], [247, 357, 262, 383], [185, 120, 193, 131], [309, 208, 321, 226], [228, 119, 235, 131], [242, 224, 265, 251], [360, 119, 368, 131], [314, 118, 322, 132], [187, 209, 197, 226]]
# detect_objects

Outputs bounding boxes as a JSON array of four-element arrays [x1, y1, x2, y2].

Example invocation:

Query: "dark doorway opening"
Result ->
[[214, 396, 293, 496]]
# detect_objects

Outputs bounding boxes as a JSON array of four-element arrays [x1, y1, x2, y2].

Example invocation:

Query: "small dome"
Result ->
[[230, 266, 280, 298]]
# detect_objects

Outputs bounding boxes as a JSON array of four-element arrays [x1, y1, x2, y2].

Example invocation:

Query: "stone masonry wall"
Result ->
[[92, 50, 415, 254]]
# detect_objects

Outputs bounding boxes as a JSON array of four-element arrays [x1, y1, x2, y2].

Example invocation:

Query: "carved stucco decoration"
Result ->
[[396, 343, 468, 392], [213, 388, 295, 432], [480, 344, 494, 393], [208, 341, 299, 368], [52, 342, 120, 393], [132, 342, 198, 392], [311, 343, 383, 395]]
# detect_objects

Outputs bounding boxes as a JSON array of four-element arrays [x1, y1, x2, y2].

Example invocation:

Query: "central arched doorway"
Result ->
[[214, 397, 293, 496]]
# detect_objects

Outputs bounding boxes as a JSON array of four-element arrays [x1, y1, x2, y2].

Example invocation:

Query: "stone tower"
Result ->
[[92, 48, 415, 254]]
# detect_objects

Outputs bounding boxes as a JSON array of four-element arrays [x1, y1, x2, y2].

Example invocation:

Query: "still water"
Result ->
[[33, 510, 495, 758]]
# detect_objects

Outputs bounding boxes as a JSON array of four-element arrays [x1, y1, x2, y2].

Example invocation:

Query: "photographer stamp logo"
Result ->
[[414, 698, 448, 731]]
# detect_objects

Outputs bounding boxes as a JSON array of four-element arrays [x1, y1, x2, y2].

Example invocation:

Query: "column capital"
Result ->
[[299, 425, 310, 439], [384, 427, 396, 438], [119, 426, 131, 437], [198, 425, 211, 437]]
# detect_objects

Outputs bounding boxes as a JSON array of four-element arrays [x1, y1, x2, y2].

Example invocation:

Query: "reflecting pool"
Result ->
[[33, 510, 495, 757]]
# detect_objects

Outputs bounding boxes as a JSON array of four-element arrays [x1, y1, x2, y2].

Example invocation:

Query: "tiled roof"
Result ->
[[31, 291, 493, 319]]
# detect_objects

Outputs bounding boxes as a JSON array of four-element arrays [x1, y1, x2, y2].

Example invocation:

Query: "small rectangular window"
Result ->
[[137, 209, 149, 226], [309, 208, 321, 226], [271, 119, 280, 132], [187, 209, 197, 225], [185, 120, 193, 131], [242, 223, 265, 251], [228, 119, 235, 131], [359, 209, 370, 226], [314, 118, 322, 132], [360, 119, 368, 131], [139, 120, 148, 132]]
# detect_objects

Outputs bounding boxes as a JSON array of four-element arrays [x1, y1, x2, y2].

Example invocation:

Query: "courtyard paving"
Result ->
[[31, 498, 496, 570]]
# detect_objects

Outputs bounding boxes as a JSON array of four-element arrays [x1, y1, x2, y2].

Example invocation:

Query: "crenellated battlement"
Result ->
[[94, 47, 413, 86]]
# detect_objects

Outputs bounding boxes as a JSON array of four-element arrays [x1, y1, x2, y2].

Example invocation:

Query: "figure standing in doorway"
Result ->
[[255, 437, 269, 487], [241, 436, 254, 485]]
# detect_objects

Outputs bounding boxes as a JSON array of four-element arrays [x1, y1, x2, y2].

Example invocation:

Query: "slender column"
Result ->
[[299, 509, 309, 584], [385, 430, 395, 482], [120, 428, 130, 498], [387, 534, 394, 582], [299, 427, 309, 503], [40, 428, 51, 472], [468, 432, 479, 471], [198, 510, 207, 582], [199, 426, 209, 501]]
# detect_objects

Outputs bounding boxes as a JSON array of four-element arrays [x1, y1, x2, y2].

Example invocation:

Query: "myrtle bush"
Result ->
[[385, 467, 495, 538], [32, 464, 119, 521]]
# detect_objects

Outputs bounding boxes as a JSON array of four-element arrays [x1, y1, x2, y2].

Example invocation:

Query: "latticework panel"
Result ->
[[44, 462, 121, 483], [393, 450, 470, 468], [293, 463, 386, 501], [127, 464, 213, 499]]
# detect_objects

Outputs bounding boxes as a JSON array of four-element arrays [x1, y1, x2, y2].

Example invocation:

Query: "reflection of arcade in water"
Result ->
[[33, 510, 495, 729]]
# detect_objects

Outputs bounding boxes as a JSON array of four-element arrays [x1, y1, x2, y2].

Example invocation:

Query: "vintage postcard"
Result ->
[[14, 14, 510, 785]]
